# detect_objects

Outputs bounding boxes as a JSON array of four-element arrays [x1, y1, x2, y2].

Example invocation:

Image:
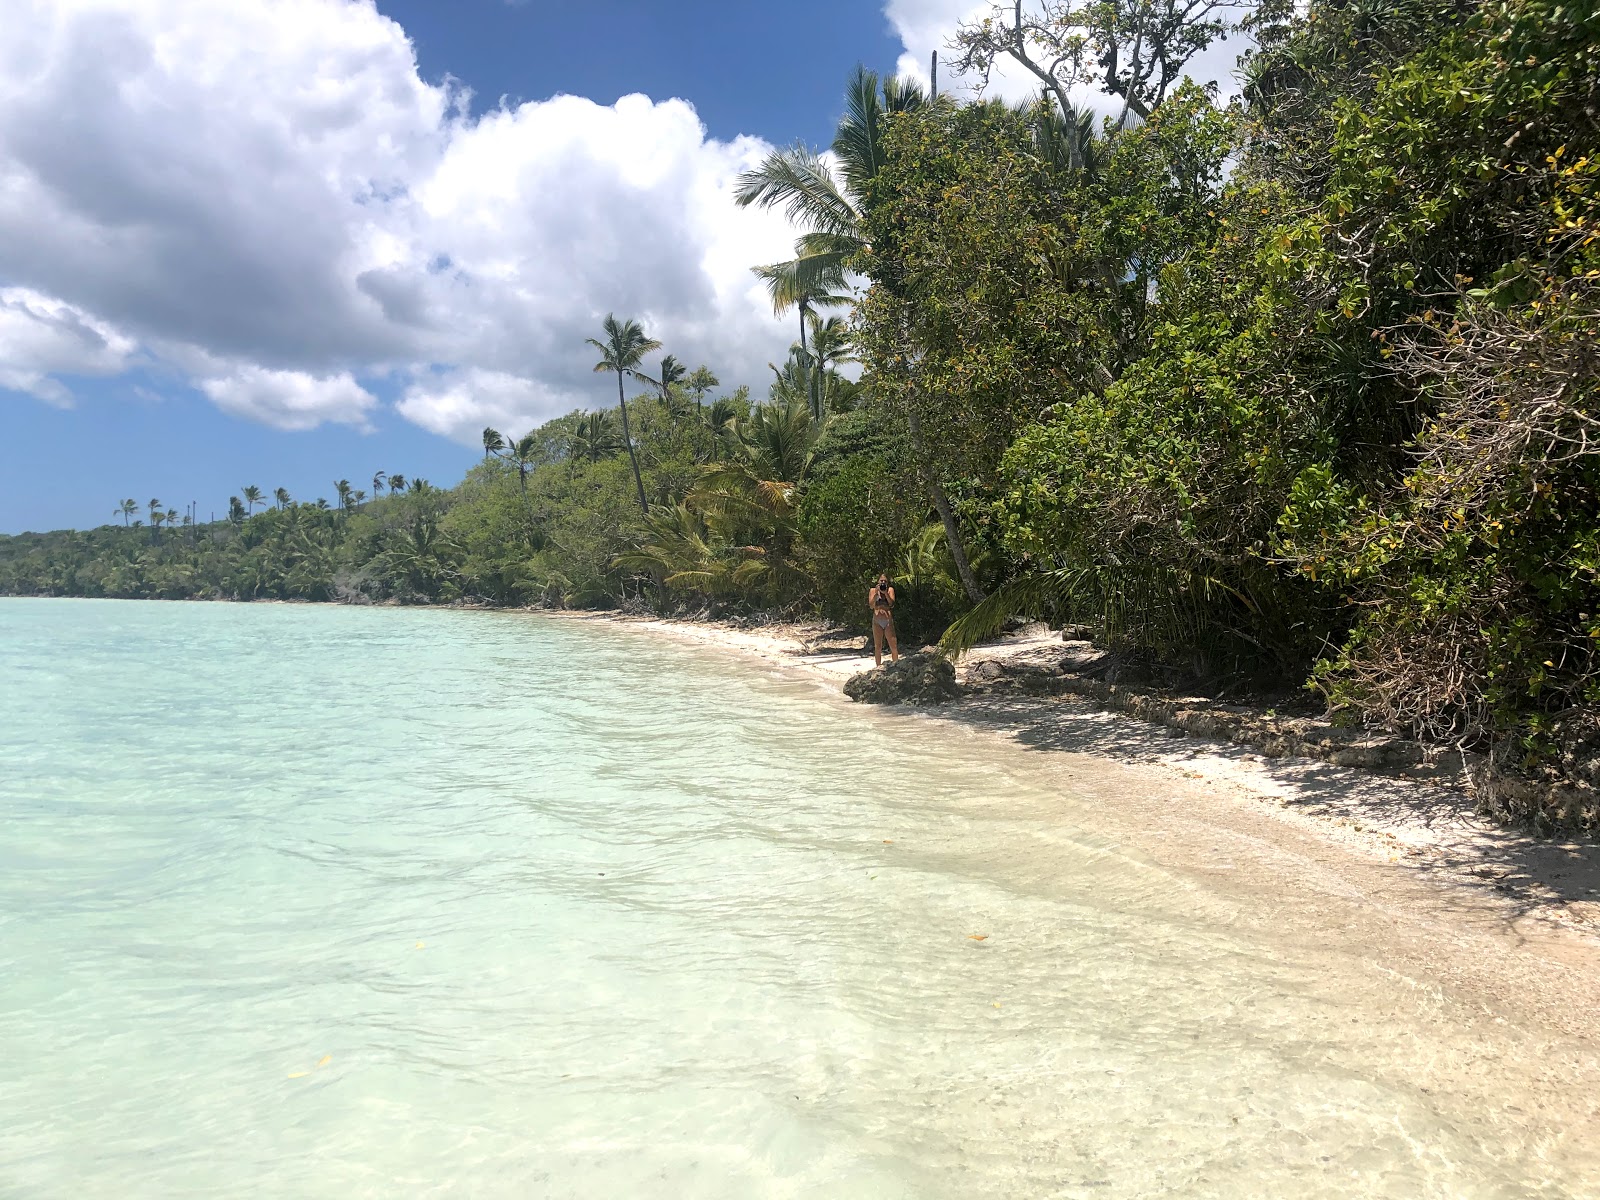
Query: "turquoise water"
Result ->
[[1, 598, 1596, 1198]]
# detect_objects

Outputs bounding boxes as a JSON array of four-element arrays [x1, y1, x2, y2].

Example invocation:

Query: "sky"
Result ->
[[0, 0, 1245, 534]]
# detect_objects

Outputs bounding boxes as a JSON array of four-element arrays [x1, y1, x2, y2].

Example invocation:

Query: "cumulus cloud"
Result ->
[[198, 365, 377, 432], [397, 368, 566, 443], [0, 287, 139, 405], [0, 0, 796, 437]]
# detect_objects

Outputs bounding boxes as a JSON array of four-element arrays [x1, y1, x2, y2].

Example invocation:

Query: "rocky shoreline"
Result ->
[[844, 638, 1599, 837]]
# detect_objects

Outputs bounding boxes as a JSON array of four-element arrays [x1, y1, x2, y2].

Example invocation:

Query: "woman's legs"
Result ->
[[872, 619, 885, 666], [886, 620, 899, 662]]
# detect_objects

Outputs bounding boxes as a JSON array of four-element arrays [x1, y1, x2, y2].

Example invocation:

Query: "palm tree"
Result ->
[[352, 489, 367, 506], [274, 487, 291, 510], [388, 473, 406, 493], [685, 366, 719, 416], [241, 486, 264, 515], [407, 477, 430, 494], [586, 314, 661, 516], [737, 65, 987, 602], [736, 67, 923, 420], [806, 313, 860, 414], [334, 479, 353, 513], [572, 409, 622, 463], [684, 399, 822, 604], [115, 499, 137, 526], [372, 471, 387, 499], [717, 399, 821, 491], [482, 428, 506, 460], [640, 353, 687, 401], [735, 65, 925, 295], [508, 433, 539, 493], [702, 396, 740, 459]]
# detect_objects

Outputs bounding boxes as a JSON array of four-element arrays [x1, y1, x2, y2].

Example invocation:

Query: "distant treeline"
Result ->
[[4, 0, 1596, 819]]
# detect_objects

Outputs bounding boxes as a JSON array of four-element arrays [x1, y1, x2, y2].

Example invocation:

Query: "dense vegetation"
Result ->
[[4, 0, 1597, 816]]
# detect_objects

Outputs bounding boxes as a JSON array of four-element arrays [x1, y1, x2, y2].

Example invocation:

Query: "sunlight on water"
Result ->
[[1, 599, 1596, 1198]]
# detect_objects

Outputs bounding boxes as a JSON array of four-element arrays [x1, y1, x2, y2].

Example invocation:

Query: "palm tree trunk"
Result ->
[[907, 408, 985, 605], [616, 374, 649, 516], [798, 302, 817, 421]]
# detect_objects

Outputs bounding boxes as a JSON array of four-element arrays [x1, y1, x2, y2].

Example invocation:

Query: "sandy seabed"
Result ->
[[549, 609, 1600, 1051]]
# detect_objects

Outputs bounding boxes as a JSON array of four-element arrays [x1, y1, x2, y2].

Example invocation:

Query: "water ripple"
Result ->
[[1, 599, 1596, 1199]]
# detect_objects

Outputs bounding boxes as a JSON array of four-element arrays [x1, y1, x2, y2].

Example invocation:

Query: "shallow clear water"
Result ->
[[1, 598, 1595, 1198]]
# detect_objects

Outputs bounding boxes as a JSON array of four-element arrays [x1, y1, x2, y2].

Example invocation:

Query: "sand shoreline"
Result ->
[[546, 607, 1600, 1045]]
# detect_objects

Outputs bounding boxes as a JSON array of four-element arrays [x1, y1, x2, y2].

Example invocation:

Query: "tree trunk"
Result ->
[[907, 408, 985, 604], [798, 302, 817, 421], [617, 373, 649, 516]]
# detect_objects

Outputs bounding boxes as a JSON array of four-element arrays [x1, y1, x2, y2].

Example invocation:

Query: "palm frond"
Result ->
[[751, 255, 853, 315], [833, 65, 926, 198], [733, 146, 859, 240], [939, 568, 1085, 655]]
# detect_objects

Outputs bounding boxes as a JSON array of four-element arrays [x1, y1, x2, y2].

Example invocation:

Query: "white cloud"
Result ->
[[0, 0, 796, 435], [397, 368, 568, 444], [0, 287, 138, 405], [198, 365, 377, 432]]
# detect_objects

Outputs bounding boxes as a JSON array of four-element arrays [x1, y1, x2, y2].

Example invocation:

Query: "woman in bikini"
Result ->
[[867, 572, 899, 667]]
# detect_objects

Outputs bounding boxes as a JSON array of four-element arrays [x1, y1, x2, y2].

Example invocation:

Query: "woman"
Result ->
[[867, 572, 899, 667]]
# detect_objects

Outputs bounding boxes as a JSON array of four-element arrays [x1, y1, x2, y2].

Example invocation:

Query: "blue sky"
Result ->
[[0, 0, 911, 533]]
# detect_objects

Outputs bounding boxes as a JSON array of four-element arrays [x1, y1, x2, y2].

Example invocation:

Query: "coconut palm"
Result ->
[[685, 366, 719, 415], [482, 427, 506, 460], [115, 499, 138, 526], [388, 474, 406, 493], [586, 314, 661, 517], [241, 486, 264, 515], [737, 67, 925, 419], [614, 504, 737, 596], [685, 399, 822, 603], [639, 353, 687, 400], [701, 396, 740, 459], [508, 433, 539, 493], [572, 409, 623, 463], [274, 487, 291, 510], [735, 66, 926, 294], [737, 66, 996, 602], [372, 471, 387, 499]]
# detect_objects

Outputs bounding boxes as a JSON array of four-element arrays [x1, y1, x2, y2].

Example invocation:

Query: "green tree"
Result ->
[[642, 353, 688, 402], [586, 314, 662, 517], [242, 486, 264, 515], [572, 410, 623, 463], [685, 366, 720, 415], [115, 499, 137, 526]]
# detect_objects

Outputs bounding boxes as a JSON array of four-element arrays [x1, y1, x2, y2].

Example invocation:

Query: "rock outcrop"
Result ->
[[844, 652, 959, 706]]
